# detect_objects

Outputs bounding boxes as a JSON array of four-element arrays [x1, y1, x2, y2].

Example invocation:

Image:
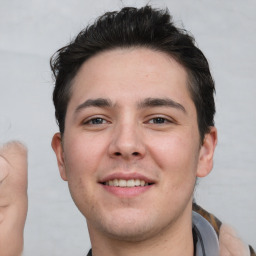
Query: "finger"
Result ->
[[0, 155, 9, 183], [0, 141, 27, 176], [0, 141, 28, 256], [0, 141, 27, 201]]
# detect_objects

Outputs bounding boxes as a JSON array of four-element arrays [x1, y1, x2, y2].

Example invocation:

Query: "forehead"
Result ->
[[69, 48, 192, 108]]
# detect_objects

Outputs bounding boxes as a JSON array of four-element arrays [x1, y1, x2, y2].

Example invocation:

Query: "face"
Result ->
[[52, 48, 217, 242]]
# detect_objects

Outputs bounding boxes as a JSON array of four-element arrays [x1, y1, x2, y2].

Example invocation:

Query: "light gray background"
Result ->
[[0, 0, 255, 255]]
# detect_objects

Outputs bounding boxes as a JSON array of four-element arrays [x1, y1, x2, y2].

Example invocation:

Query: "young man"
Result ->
[[50, 5, 254, 256]]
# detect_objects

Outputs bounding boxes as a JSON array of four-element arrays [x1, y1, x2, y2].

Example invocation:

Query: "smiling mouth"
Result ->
[[102, 179, 153, 187]]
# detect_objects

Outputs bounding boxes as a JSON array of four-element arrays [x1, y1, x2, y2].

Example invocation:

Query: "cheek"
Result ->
[[63, 134, 106, 179], [156, 134, 198, 206], [148, 131, 199, 188], [151, 133, 198, 168], [62, 135, 103, 214]]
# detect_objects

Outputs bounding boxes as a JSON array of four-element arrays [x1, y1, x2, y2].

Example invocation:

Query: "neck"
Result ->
[[88, 206, 194, 256]]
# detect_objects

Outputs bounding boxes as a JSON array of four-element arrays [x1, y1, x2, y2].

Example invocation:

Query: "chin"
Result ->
[[91, 210, 164, 242], [104, 224, 156, 242]]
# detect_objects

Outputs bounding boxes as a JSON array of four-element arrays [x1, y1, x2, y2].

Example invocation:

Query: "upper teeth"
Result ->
[[105, 179, 149, 187]]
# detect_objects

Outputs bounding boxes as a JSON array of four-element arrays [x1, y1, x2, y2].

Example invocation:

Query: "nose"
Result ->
[[108, 122, 146, 160]]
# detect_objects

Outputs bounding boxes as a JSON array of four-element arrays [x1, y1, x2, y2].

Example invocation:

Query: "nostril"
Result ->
[[113, 152, 140, 156]]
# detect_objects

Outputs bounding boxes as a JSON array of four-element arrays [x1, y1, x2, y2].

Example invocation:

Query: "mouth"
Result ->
[[99, 173, 155, 197], [102, 179, 153, 187]]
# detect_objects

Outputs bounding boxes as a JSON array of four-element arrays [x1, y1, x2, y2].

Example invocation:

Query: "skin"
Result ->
[[219, 224, 250, 256], [52, 47, 217, 256], [0, 141, 28, 256]]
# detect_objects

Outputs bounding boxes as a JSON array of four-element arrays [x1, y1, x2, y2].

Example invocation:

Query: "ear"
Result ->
[[196, 127, 217, 178], [51, 133, 68, 181]]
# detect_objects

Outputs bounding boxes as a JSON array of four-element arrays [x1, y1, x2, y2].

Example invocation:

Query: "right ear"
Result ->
[[51, 133, 68, 181]]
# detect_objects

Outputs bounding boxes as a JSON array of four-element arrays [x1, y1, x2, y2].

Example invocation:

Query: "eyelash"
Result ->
[[82, 116, 174, 126], [147, 117, 172, 124], [83, 117, 109, 125]]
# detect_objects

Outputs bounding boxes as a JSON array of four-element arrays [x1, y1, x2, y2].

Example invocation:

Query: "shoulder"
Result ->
[[193, 203, 255, 256]]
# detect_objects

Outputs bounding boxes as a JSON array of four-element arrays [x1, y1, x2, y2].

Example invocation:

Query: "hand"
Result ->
[[0, 142, 28, 256], [219, 224, 250, 256]]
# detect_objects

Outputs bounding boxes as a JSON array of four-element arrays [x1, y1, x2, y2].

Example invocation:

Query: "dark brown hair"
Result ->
[[50, 5, 215, 142]]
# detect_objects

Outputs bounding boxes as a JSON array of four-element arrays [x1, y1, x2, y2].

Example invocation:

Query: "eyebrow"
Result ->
[[74, 97, 186, 114], [75, 98, 112, 113], [138, 98, 186, 113]]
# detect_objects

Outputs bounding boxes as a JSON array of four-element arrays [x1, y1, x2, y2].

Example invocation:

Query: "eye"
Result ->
[[148, 117, 170, 124], [84, 117, 108, 125]]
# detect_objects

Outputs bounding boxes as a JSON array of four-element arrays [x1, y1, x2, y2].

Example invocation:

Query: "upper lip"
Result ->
[[99, 172, 156, 184]]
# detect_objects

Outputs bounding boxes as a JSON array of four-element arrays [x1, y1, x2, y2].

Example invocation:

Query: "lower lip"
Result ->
[[101, 184, 153, 197]]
